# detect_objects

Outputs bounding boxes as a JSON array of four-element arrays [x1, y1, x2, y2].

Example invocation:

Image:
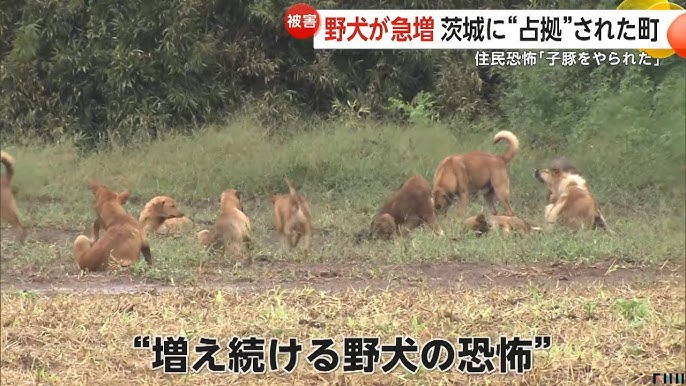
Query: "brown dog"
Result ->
[[366, 175, 444, 240], [543, 158, 610, 231], [73, 182, 152, 271], [464, 213, 541, 237], [90, 181, 132, 241], [432, 130, 519, 218], [272, 179, 312, 250], [533, 168, 599, 231], [1, 151, 28, 243], [197, 189, 252, 264], [139, 196, 192, 235]]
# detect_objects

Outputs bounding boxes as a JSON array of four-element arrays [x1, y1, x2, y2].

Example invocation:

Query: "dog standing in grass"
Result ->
[[432, 130, 520, 218], [73, 182, 152, 271], [365, 175, 444, 241], [272, 179, 312, 250], [1, 151, 28, 243], [139, 195, 192, 235], [197, 189, 253, 265]]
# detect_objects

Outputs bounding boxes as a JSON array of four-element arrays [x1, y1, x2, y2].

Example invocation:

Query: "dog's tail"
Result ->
[[493, 131, 519, 163], [1, 151, 15, 182], [285, 178, 297, 196]]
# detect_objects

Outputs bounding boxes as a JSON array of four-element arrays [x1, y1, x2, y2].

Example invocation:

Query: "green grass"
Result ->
[[1, 113, 684, 283]]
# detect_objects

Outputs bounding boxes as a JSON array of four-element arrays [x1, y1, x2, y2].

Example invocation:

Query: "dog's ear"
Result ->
[[117, 190, 131, 204]]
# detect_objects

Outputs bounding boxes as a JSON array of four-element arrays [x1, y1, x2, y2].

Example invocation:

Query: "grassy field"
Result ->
[[1, 117, 684, 283], [1, 95, 685, 384]]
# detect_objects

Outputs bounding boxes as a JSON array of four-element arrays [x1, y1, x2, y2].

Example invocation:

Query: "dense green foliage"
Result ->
[[4, 0, 682, 147]]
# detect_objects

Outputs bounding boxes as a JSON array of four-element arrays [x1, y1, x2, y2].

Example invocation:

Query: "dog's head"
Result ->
[[550, 157, 581, 175], [464, 214, 490, 237], [432, 188, 457, 214], [370, 213, 397, 241], [220, 189, 243, 212], [533, 168, 566, 187], [145, 196, 184, 220], [89, 181, 130, 208]]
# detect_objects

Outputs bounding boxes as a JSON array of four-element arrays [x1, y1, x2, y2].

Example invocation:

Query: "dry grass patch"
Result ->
[[1, 279, 684, 385]]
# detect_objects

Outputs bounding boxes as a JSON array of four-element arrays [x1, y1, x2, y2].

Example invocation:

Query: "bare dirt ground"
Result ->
[[2, 254, 684, 295]]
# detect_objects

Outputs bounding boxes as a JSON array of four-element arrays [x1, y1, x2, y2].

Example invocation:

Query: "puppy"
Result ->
[[432, 131, 519, 218], [139, 195, 192, 235], [366, 175, 444, 240], [533, 168, 599, 231], [272, 179, 312, 250], [73, 182, 152, 271], [1, 151, 28, 243], [197, 189, 252, 264], [90, 180, 132, 241], [544, 158, 610, 231], [464, 213, 541, 237]]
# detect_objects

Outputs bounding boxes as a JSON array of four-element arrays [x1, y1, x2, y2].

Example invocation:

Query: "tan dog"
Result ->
[[139, 196, 192, 235], [90, 181, 131, 240], [197, 189, 252, 264], [1, 151, 28, 243], [432, 131, 519, 218], [533, 168, 599, 231], [543, 158, 610, 231], [73, 182, 152, 271], [272, 179, 312, 250], [464, 213, 541, 237], [366, 175, 444, 240]]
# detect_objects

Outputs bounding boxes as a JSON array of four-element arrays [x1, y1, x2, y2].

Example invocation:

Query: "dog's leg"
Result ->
[[284, 220, 298, 249], [278, 232, 290, 250], [454, 191, 469, 219], [494, 185, 513, 216], [302, 221, 312, 250], [544, 202, 565, 232], [427, 219, 444, 236], [3, 206, 27, 243], [141, 238, 153, 266], [291, 232, 302, 249], [92, 218, 102, 240], [483, 189, 498, 215]]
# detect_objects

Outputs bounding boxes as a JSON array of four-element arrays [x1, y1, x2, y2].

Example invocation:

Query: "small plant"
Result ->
[[389, 91, 439, 125], [582, 301, 597, 319], [614, 298, 650, 327]]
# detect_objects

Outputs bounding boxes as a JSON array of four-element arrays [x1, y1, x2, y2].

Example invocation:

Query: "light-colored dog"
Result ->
[[533, 168, 599, 231], [544, 158, 610, 231], [272, 179, 312, 250], [197, 189, 252, 264], [432, 130, 519, 218], [139, 196, 192, 235], [1, 151, 27, 243], [73, 182, 152, 271], [464, 213, 541, 237], [366, 175, 444, 240]]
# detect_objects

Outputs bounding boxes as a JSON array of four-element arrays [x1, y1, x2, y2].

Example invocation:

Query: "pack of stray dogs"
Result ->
[[0, 131, 611, 273]]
